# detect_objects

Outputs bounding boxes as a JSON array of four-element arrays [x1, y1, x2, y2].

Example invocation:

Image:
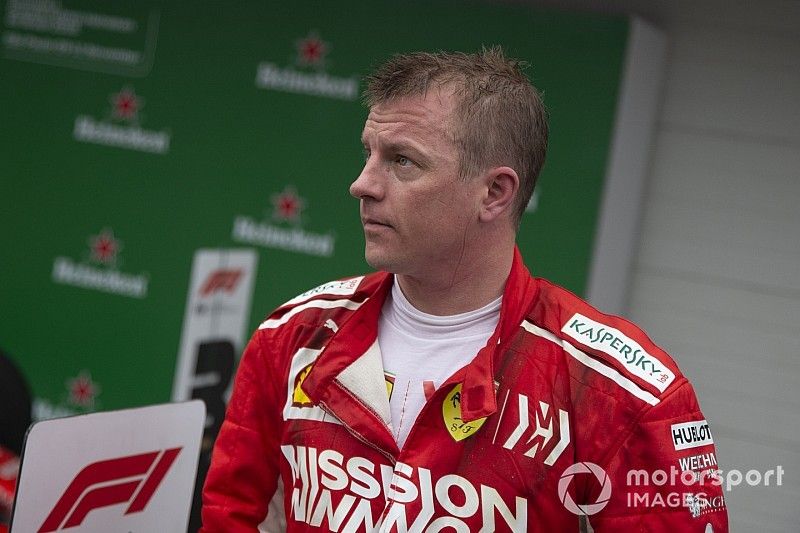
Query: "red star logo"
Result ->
[[295, 31, 328, 67], [109, 87, 143, 122], [88, 228, 122, 265], [66, 371, 100, 408], [271, 186, 306, 222]]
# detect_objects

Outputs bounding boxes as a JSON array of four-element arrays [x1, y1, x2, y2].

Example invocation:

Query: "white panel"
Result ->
[[671, 25, 800, 70], [646, 131, 800, 220], [628, 272, 800, 442], [661, 53, 800, 142], [529, 0, 800, 34], [533, 3, 800, 529], [585, 18, 668, 315], [714, 438, 798, 533], [636, 130, 800, 291]]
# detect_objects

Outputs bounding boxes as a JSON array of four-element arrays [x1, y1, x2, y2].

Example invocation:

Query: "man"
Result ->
[[0, 348, 31, 533], [201, 48, 728, 532]]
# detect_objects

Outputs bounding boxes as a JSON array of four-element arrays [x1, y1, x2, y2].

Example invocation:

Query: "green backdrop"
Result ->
[[1, 0, 626, 438]]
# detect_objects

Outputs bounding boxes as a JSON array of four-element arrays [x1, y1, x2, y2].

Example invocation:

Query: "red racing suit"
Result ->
[[0, 445, 18, 533], [201, 248, 728, 532]]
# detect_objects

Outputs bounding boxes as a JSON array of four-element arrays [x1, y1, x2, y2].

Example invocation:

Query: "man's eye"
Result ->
[[396, 155, 412, 167], [363, 148, 371, 161]]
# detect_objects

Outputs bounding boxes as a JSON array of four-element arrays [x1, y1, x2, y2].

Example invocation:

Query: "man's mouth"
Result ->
[[362, 217, 391, 229]]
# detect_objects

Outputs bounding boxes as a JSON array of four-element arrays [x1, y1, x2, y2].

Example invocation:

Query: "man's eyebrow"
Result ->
[[360, 134, 432, 163], [383, 140, 420, 153]]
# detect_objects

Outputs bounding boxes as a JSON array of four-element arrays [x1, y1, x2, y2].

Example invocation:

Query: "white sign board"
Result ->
[[172, 248, 258, 402], [11, 400, 205, 533]]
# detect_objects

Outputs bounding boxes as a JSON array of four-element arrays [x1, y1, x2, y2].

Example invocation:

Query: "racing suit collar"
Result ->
[[458, 245, 537, 422], [303, 246, 536, 440]]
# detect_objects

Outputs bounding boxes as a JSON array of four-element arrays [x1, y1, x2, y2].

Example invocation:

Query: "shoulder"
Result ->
[[256, 272, 387, 331], [521, 277, 685, 406]]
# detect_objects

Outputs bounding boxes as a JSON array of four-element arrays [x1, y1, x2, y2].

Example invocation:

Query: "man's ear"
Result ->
[[479, 166, 519, 223]]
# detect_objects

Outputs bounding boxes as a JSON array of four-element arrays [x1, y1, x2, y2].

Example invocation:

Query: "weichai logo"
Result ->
[[38, 448, 181, 532], [280, 445, 527, 532]]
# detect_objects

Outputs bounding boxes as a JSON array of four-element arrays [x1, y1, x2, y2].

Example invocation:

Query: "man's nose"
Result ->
[[349, 159, 383, 200]]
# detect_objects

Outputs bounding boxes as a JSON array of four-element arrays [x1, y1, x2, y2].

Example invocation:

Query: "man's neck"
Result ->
[[395, 243, 514, 316]]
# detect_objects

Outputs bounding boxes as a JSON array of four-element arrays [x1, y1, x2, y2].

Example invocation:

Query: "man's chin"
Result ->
[[363, 247, 401, 273]]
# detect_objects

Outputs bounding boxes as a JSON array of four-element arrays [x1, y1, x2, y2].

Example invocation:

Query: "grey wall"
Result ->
[[529, 1, 800, 530]]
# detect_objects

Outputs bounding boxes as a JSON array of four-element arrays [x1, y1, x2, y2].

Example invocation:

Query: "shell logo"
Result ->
[[292, 364, 313, 407]]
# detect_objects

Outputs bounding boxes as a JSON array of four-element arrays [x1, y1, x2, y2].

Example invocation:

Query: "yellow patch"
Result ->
[[442, 383, 486, 441], [292, 364, 313, 407], [385, 372, 395, 399]]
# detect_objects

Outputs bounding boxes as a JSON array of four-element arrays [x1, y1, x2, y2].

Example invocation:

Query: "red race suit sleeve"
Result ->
[[200, 331, 283, 532], [588, 380, 729, 532]]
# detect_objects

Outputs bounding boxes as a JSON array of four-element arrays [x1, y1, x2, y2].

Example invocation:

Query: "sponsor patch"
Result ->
[[73, 87, 171, 154], [255, 31, 359, 101], [671, 420, 713, 451], [497, 393, 571, 466], [292, 364, 314, 407], [561, 313, 675, 392], [384, 372, 395, 400], [52, 227, 150, 299], [232, 185, 337, 257], [283, 348, 340, 425], [685, 493, 726, 519], [280, 444, 527, 531], [442, 384, 486, 442], [282, 276, 364, 307], [677, 452, 717, 472]]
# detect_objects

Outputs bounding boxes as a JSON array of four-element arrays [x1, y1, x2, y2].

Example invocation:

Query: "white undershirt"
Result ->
[[378, 279, 501, 447]]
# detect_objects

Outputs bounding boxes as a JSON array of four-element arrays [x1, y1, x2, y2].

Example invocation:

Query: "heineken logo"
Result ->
[[232, 185, 336, 257], [73, 87, 171, 154], [295, 31, 328, 68], [110, 87, 141, 122], [88, 227, 121, 265], [271, 186, 305, 223], [66, 370, 101, 409], [561, 313, 675, 392], [52, 227, 149, 298], [255, 31, 358, 101]]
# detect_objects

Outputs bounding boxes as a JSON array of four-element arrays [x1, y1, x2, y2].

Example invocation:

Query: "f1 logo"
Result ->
[[38, 448, 181, 532], [199, 269, 243, 296]]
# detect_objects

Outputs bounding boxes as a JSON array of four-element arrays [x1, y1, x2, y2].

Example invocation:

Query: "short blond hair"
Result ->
[[363, 46, 549, 226]]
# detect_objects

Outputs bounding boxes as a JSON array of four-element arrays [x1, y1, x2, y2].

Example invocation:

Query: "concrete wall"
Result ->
[[530, 1, 800, 529]]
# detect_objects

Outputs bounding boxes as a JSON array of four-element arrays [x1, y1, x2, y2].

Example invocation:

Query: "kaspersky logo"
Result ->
[[561, 313, 675, 392], [231, 185, 336, 257], [73, 86, 171, 154], [255, 30, 358, 101], [51, 228, 149, 298], [38, 448, 181, 532]]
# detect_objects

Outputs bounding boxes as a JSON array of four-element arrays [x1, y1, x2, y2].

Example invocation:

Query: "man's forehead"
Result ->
[[362, 90, 457, 140]]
